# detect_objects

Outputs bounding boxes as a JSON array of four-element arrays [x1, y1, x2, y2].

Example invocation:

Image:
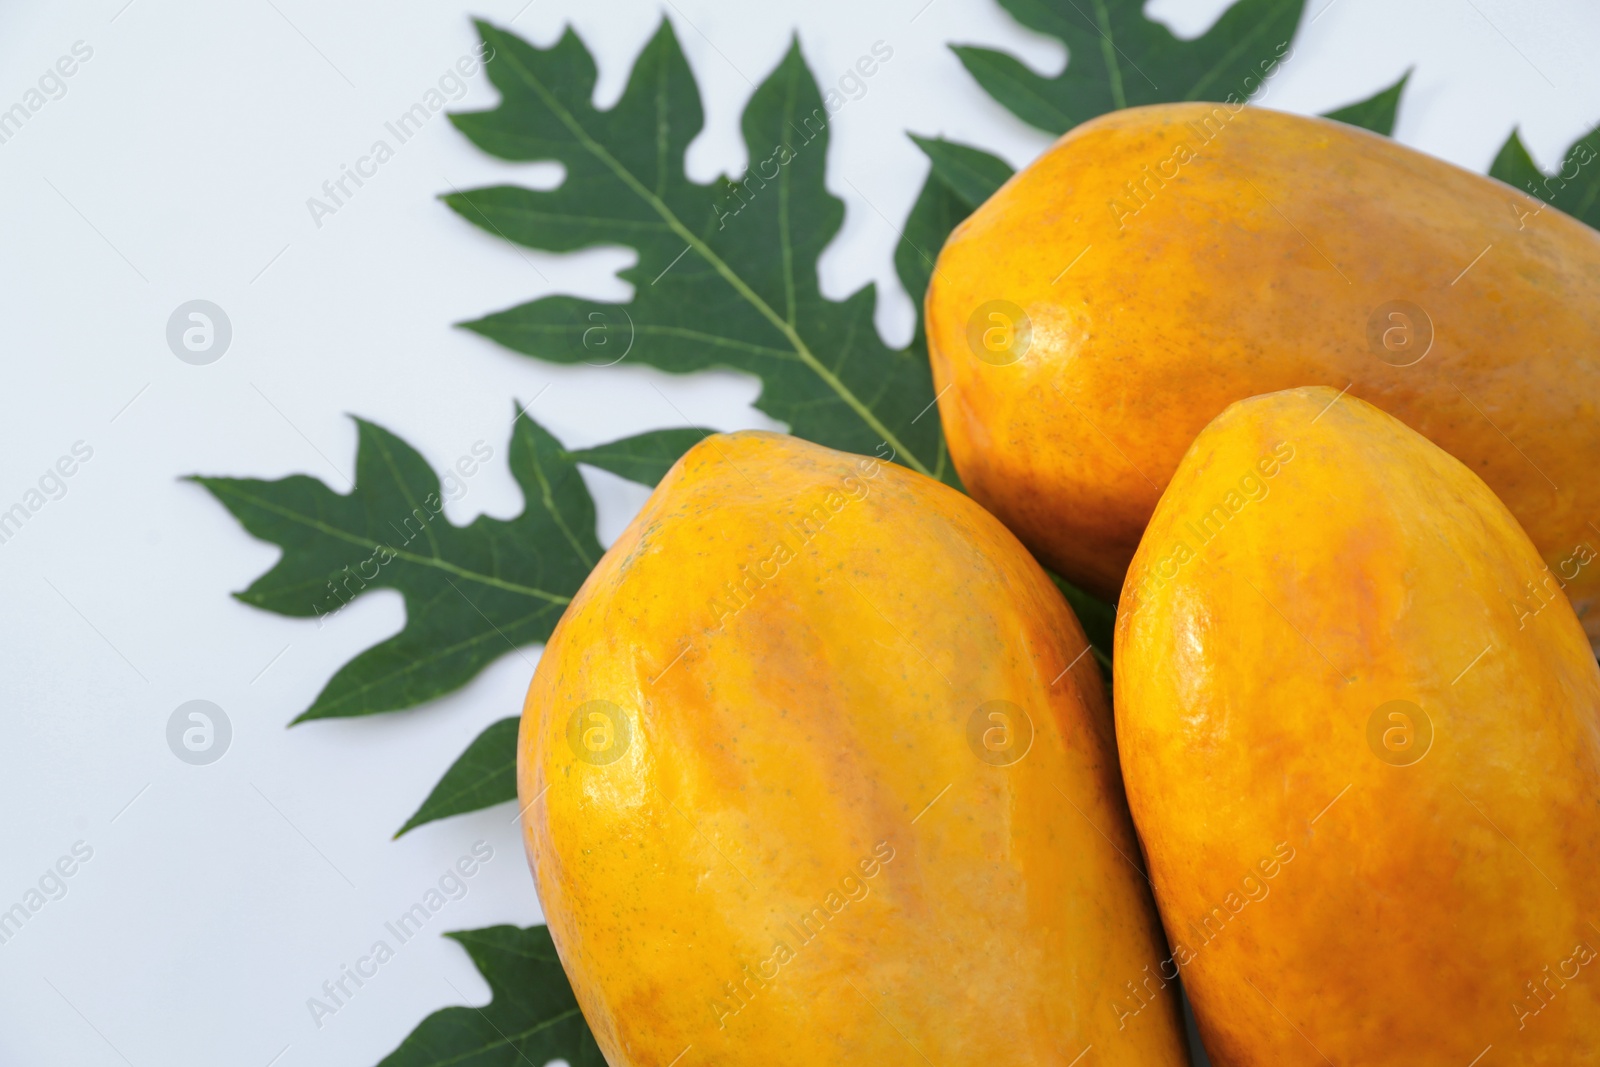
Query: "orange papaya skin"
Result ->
[[926, 103, 1600, 646], [519, 431, 1187, 1066], [1115, 387, 1600, 1064]]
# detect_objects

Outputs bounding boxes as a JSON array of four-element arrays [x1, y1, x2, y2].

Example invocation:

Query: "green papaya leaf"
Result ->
[[1491, 130, 1545, 192], [193, 412, 702, 723], [894, 134, 1013, 328], [568, 427, 706, 486], [951, 0, 1306, 136], [1321, 68, 1411, 136], [445, 20, 949, 482], [396, 717, 520, 837], [1490, 124, 1600, 230], [909, 134, 1013, 215], [375, 925, 603, 1067]]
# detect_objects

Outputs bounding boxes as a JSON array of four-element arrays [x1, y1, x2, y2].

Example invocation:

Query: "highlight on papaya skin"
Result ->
[[1114, 386, 1600, 1064], [927, 102, 1600, 650], [518, 430, 1191, 1067]]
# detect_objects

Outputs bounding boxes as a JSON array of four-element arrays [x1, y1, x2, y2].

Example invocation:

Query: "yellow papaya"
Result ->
[[1115, 386, 1600, 1063], [519, 431, 1186, 1066], [926, 103, 1600, 646]]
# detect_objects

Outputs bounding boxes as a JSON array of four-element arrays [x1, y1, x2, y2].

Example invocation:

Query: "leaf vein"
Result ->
[[489, 32, 932, 476]]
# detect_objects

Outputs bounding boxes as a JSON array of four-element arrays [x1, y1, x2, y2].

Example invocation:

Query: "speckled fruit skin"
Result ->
[[1116, 387, 1600, 1065], [518, 431, 1187, 1067], [926, 102, 1600, 647]]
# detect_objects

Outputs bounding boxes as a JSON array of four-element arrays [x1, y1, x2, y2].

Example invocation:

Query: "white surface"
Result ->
[[0, 0, 1594, 1064]]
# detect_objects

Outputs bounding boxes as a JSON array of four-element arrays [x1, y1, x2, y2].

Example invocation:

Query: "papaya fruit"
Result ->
[[926, 102, 1600, 646], [1115, 386, 1600, 1063], [518, 431, 1187, 1066]]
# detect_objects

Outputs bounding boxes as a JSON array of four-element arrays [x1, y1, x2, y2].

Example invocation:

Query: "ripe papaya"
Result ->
[[519, 431, 1186, 1066], [1115, 387, 1600, 1063], [926, 103, 1600, 646]]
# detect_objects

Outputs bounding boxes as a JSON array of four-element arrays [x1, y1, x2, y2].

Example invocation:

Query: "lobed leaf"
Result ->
[[375, 925, 604, 1067], [446, 20, 948, 481], [952, 0, 1307, 136], [896, 134, 1013, 316], [195, 413, 701, 723], [1490, 123, 1600, 229], [1322, 68, 1411, 136], [568, 427, 706, 486], [397, 717, 520, 837]]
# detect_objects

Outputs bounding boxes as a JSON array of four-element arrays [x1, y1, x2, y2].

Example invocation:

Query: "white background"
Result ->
[[1, 0, 1596, 1064]]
